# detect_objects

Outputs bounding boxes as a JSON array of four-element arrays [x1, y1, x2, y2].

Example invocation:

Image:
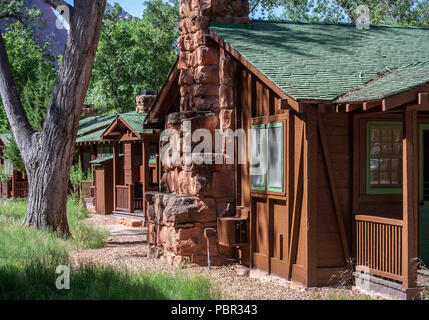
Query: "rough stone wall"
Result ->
[[136, 95, 157, 114], [145, 0, 248, 266], [81, 105, 98, 118]]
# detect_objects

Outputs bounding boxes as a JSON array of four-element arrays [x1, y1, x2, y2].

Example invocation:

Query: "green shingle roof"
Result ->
[[78, 114, 117, 137], [89, 153, 124, 164], [76, 128, 107, 144], [77, 112, 152, 144], [118, 112, 148, 134], [210, 21, 429, 102]]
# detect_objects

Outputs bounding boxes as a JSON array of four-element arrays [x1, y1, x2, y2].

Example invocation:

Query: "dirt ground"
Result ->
[[70, 214, 379, 300]]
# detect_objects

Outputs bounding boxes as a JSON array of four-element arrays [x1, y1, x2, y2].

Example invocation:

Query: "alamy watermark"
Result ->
[[356, 5, 370, 30], [160, 121, 268, 176], [55, 265, 70, 290], [54, 5, 70, 31]]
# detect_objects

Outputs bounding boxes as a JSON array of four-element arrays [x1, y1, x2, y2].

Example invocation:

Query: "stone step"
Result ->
[[113, 213, 146, 228]]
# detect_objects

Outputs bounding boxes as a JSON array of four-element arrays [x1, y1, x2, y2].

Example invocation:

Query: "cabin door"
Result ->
[[95, 168, 105, 214], [419, 125, 429, 265]]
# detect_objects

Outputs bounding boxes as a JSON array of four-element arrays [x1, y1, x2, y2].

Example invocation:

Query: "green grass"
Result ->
[[0, 199, 218, 300]]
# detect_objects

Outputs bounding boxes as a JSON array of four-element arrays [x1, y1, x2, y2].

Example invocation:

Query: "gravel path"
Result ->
[[70, 214, 376, 300]]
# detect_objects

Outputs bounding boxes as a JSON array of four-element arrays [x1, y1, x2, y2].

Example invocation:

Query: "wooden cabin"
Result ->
[[0, 134, 28, 199], [76, 114, 117, 209], [101, 113, 160, 217], [143, 9, 429, 299]]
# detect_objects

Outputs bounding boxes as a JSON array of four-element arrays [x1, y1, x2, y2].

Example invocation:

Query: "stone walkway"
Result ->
[[70, 214, 377, 300]]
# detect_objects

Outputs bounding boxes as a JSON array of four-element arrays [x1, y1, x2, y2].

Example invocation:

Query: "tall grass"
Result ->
[[0, 199, 218, 300]]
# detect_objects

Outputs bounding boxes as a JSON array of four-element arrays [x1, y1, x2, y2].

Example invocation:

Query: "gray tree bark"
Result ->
[[0, 0, 107, 236]]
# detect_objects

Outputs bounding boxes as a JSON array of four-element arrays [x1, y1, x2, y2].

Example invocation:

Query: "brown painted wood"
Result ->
[[317, 115, 351, 263], [288, 123, 304, 279], [418, 92, 429, 105], [112, 143, 119, 211], [383, 84, 429, 111], [363, 101, 382, 111], [402, 109, 418, 288]]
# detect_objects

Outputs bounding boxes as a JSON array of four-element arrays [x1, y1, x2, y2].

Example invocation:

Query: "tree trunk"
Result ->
[[0, 0, 107, 236]]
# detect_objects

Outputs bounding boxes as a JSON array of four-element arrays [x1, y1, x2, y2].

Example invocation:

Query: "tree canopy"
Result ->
[[257, 0, 429, 26], [86, 0, 179, 114]]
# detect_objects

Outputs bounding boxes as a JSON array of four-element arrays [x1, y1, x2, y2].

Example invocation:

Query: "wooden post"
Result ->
[[128, 183, 134, 213], [113, 143, 119, 212], [303, 105, 318, 286], [402, 109, 418, 289], [142, 139, 148, 215], [11, 171, 16, 198]]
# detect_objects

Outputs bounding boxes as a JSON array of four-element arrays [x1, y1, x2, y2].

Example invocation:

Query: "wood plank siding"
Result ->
[[236, 66, 353, 286]]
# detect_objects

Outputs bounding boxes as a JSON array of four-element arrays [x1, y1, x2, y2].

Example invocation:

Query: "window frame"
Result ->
[[250, 123, 267, 191], [366, 121, 403, 195], [250, 117, 286, 195], [267, 122, 284, 193]]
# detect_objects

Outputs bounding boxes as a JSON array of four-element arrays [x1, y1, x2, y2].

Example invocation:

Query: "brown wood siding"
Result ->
[[354, 113, 403, 219], [316, 111, 352, 271]]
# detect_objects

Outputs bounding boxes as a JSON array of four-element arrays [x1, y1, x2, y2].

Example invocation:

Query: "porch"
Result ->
[[114, 184, 144, 215], [351, 108, 426, 299], [0, 176, 28, 199], [100, 114, 160, 218]]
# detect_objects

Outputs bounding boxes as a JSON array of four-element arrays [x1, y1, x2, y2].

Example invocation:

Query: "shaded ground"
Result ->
[[70, 215, 376, 300]]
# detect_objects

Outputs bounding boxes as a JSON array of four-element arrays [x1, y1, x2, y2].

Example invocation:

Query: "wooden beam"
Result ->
[[317, 116, 351, 264], [288, 124, 304, 280], [303, 105, 318, 286], [402, 109, 418, 289], [418, 92, 429, 105], [382, 84, 429, 112], [112, 143, 119, 211], [406, 104, 429, 111], [363, 101, 381, 111], [346, 103, 363, 112], [277, 99, 290, 110]]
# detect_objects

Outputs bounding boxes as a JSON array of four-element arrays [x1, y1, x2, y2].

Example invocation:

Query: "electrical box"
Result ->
[[217, 217, 248, 247]]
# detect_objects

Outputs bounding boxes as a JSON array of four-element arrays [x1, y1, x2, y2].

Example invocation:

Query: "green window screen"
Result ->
[[367, 122, 403, 194], [251, 124, 267, 191], [267, 123, 284, 193]]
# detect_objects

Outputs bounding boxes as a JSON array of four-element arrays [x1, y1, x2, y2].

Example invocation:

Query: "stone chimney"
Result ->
[[136, 90, 158, 114], [81, 104, 98, 118], [177, 0, 249, 113], [145, 0, 249, 266]]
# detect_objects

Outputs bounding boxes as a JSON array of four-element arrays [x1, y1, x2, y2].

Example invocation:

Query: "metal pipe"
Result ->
[[204, 228, 216, 270]]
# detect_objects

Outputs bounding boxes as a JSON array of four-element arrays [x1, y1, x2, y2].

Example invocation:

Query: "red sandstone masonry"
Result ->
[[146, 0, 249, 266]]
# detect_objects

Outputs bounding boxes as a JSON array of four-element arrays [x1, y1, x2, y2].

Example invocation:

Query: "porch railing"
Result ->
[[355, 215, 404, 282], [15, 181, 28, 198]]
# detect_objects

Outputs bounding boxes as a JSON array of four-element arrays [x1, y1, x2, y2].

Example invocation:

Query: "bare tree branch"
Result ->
[[0, 33, 34, 159], [0, 13, 27, 25]]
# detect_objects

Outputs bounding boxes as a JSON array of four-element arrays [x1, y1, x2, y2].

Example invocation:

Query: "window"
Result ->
[[251, 122, 284, 193], [267, 123, 284, 193], [97, 144, 113, 159], [251, 124, 267, 191], [367, 121, 402, 194]]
